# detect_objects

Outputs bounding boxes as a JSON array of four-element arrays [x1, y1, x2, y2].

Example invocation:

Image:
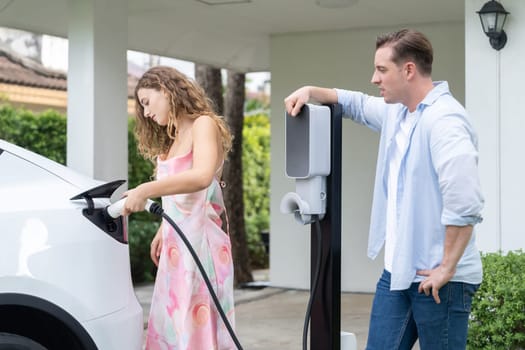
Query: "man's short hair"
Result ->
[[376, 29, 433, 76]]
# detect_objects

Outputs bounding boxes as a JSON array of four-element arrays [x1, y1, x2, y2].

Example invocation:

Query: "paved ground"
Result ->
[[134, 270, 420, 349], [234, 288, 373, 349]]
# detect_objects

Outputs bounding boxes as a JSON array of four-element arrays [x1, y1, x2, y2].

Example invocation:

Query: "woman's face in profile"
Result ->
[[137, 88, 170, 126]]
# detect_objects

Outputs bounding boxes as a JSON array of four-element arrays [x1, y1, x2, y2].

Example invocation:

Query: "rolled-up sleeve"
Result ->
[[335, 88, 386, 133], [430, 115, 484, 226]]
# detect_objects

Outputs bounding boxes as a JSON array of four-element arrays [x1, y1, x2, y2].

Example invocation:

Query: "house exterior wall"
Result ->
[[269, 23, 466, 292], [0, 83, 67, 113], [466, 0, 525, 253], [0, 83, 136, 115]]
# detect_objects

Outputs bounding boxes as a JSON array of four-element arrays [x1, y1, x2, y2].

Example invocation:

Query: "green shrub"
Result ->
[[0, 105, 66, 164], [468, 250, 525, 349], [127, 118, 155, 189], [242, 113, 270, 268], [126, 118, 161, 283], [128, 219, 160, 284]]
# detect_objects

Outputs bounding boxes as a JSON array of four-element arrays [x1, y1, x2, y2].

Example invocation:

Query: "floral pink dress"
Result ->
[[145, 150, 236, 350]]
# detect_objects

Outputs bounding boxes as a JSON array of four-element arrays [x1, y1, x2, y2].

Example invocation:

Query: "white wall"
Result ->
[[466, 0, 525, 253], [269, 23, 466, 292]]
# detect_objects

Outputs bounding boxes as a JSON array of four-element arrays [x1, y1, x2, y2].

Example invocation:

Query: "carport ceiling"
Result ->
[[0, 0, 463, 72]]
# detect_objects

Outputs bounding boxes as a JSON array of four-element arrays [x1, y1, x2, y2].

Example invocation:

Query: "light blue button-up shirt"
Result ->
[[336, 81, 484, 290]]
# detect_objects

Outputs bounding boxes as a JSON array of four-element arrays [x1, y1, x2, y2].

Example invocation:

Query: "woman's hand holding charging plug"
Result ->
[[122, 185, 149, 216]]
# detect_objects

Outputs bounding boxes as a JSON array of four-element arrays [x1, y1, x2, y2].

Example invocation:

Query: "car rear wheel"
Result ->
[[0, 333, 48, 350]]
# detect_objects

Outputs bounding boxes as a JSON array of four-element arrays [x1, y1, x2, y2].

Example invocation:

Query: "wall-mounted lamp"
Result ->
[[477, 0, 510, 50]]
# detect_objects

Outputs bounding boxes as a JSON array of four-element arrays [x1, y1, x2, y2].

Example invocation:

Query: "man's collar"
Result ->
[[419, 81, 450, 107]]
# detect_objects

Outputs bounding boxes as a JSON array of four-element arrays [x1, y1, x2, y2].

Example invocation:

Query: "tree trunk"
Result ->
[[224, 70, 253, 286], [194, 64, 223, 115]]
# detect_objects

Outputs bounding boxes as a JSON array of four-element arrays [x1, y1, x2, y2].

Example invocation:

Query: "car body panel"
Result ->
[[0, 139, 143, 349], [0, 139, 102, 190], [83, 287, 143, 349]]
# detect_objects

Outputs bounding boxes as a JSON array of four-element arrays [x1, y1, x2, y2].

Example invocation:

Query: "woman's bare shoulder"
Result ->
[[192, 115, 218, 131]]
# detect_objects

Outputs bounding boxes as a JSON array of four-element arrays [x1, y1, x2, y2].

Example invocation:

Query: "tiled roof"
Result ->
[[0, 48, 138, 98], [0, 49, 67, 90]]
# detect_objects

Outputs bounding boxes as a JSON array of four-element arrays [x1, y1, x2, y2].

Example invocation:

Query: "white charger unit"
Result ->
[[280, 104, 331, 224], [285, 104, 330, 178]]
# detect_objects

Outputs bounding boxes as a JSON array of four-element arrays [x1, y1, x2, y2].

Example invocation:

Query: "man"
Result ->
[[284, 29, 484, 349]]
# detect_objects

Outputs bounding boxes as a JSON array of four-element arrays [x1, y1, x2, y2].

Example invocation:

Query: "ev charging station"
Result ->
[[281, 104, 356, 350]]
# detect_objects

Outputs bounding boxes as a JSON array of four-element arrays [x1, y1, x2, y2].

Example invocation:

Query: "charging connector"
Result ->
[[105, 198, 156, 219]]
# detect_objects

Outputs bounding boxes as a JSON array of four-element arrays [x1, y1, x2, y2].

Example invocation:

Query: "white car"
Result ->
[[0, 139, 143, 350]]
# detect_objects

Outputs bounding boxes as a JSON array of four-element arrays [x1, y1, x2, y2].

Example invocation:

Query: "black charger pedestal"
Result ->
[[310, 103, 343, 350]]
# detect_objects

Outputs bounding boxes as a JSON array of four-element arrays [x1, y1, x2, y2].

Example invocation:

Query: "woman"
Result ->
[[122, 66, 236, 349]]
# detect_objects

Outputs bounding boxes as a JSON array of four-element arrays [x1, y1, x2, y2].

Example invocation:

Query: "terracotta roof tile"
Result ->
[[0, 50, 67, 90], [0, 48, 138, 98]]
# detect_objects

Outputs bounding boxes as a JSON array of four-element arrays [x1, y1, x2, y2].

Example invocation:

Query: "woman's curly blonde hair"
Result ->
[[134, 66, 232, 161]]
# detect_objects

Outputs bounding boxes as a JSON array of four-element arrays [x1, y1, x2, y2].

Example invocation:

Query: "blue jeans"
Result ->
[[366, 270, 479, 350]]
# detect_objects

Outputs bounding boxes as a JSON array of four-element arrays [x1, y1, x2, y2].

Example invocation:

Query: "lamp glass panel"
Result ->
[[482, 12, 498, 33], [495, 12, 507, 32]]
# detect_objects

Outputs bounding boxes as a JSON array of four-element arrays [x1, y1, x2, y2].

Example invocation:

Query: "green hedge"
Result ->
[[242, 113, 270, 268], [468, 250, 525, 349], [127, 117, 155, 190], [128, 218, 159, 283], [0, 105, 66, 164], [0, 104, 270, 283], [126, 117, 161, 284]]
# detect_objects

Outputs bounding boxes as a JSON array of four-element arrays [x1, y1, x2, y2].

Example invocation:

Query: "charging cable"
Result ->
[[106, 199, 243, 350], [302, 216, 323, 350]]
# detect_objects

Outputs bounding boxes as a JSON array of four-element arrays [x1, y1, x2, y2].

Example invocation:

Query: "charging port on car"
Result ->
[[82, 208, 127, 243], [70, 180, 128, 243]]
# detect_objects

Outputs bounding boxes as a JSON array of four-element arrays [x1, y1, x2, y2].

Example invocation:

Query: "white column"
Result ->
[[465, 0, 501, 251], [466, 0, 525, 252], [67, 0, 128, 183]]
